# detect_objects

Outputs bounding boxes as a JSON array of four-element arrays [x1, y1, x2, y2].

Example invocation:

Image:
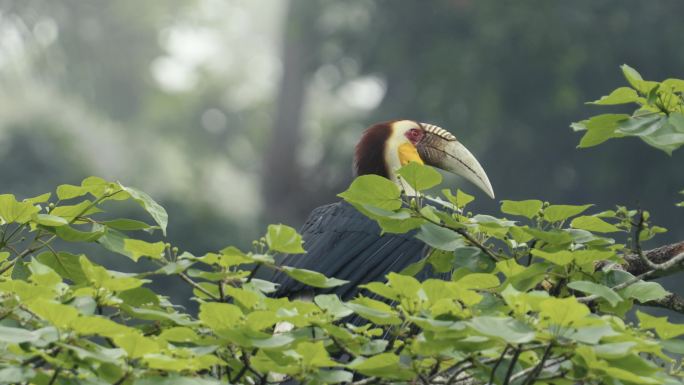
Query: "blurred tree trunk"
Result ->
[[262, 0, 321, 224]]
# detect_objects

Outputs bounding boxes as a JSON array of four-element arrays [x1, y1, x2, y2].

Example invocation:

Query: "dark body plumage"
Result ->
[[271, 201, 436, 300]]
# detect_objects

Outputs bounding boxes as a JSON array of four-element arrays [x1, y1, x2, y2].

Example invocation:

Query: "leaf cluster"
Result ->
[[1, 66, 683, 385], [572, 65, 684, 155]]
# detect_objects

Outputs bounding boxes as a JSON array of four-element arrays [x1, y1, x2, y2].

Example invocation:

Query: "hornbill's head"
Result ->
[[355, 120, 495, 198]]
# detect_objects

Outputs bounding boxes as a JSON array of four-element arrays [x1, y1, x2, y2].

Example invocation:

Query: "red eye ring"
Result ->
[[406, 128, 423, 143]]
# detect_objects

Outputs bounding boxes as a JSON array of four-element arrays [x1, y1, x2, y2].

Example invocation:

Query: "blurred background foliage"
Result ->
[[0, 1, 681, 276]]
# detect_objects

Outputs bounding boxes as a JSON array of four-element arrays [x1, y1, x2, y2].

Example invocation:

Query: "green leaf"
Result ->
[[360, 282, 400, 301], [467, 316, 535, 343], [443, 189, 475, 208], [346, 298, 401, 325], [70, 315, 133, 338], [0, 194, 39, 224], [158, 327, 200, 343], [313, 370, 353, 384], [387, 272, 422, 299], [56, 184, 88, 200], [539, 297, 590, 326], [118, 287, 160, 307], [281, 266, 348, 288], [397, 162, 442, 191], [501, 199, 543, 219], [617, 115, 684, 155], [567, 281, 622, 306], [123, 239, 166, 262], [218, 247, 253, 267], [102, 218, 154, 231], [455, 273, 500, 289], [662, 339, 684, 354], [415, 223, 464, 251], [79, 255, 145, 291], [571, 216, 620, 233], [356, 205, 424, 234], [637, 310, 684, 339], [134, 376, 221, 385], [0, 325, 41, 343], [314, 294, 354, 318], [11, 259, 30, 280], [455, 189, 475, 207], [54, 224, 106, 242], [589, 87, 640, 105], [297, 341, 338, 368], [49, 200, 101, 221], [265, 224, 305, 254], [199, 302, 243, 331], [621, 64, 658, 94], [119, 184, 168, 236], [543, 204, 593, 222], [113, 333, 159, 358], [122, 306, 194, 326], [338, 175, 402, 210], [662, 78, 684, 92], [34, 214, 68, 227], [620, 281, 669, 303], [573, 114, 629, 148], [530, 249, 574, 266], [35, 251, 88, 284], [25, 192, 51, 204], [621, 64, 643, 86], [27, 298, 79, 328], [348, 353, 413, 380]]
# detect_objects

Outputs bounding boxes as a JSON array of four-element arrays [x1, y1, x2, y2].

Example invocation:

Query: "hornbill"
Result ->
[[271, 120, 494, 300]]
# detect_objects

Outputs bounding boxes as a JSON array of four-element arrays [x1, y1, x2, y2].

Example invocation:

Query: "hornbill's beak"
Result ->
[[416, 124, 495, 199]]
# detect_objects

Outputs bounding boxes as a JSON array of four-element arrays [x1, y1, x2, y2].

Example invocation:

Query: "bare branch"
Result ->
[[620, 241, 684, 278], [643, 292, 684, 314]]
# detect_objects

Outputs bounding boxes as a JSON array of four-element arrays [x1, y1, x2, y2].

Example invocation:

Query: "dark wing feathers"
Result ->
[[271, 201, 437, 300]]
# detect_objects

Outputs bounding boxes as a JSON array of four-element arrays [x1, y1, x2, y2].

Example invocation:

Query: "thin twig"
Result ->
[[421, 216, 502, 262], [178, 272, 220, 300], [578, 269, 655, 303], [47, 367, 62, 385], [488, 345, 510, 385], [521, 343, 553, 385], [349, 377, 379, 385], [502, 346, 522, 385]]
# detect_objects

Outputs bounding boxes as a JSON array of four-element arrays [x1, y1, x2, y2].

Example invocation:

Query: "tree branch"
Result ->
[[643, 292, 684, 314], [620, 241, 684, 278], [588, 240, 684, 314]]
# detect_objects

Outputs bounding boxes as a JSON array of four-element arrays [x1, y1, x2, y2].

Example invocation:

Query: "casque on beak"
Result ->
[[416, 124, 495, 199]]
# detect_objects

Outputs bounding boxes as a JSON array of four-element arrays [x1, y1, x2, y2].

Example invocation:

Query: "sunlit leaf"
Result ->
[[281, 266, 348, 288], [0, 194, 39, 224], [543, 204, 593, 222], [467, 316, 535, 343], [348, 353, 414, 380], [338, 175, 402, 210], [620, 281, 669, 303], [119, 184, 169, 236], [589, 87, 640, 105], [530, 249, 574, 266], [265, 224, 305, 254], [567, 281, 622, 306], [571, 216, 620, 233], [124, 239, 166, 262], [397, 162, 442, 191], [415, 223, 464, 251], [540, 297, 590, 326], [501, 199, 542, 219]]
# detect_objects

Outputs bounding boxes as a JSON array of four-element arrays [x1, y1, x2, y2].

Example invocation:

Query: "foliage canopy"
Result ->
[[0, 66, 683, 385]]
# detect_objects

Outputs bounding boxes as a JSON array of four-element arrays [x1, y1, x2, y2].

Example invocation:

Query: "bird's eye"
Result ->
[[406, 128, 423, 142]]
